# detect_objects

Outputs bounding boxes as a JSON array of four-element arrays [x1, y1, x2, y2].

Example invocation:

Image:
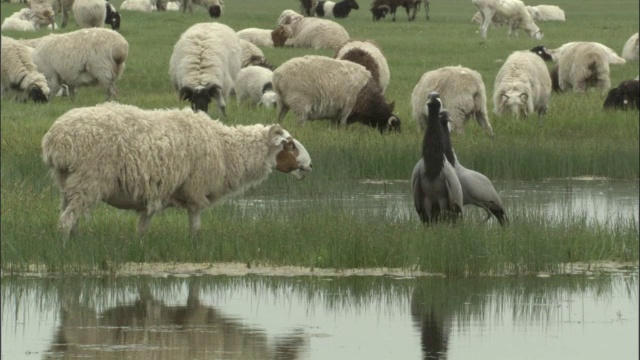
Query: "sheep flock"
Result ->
[[1, 0, 637, 235]]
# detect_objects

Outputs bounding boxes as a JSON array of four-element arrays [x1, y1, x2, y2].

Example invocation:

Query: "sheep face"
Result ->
[[499, 91, 531, 118], [34, 9, 55, 28], [530, 45, 553, 61], [271, 128, 313, 180], [208, 4, 222, 18], [180, 84, 225, 117], [371, 5, 389, 21], [259, 91, 277, 108], [27, 84, 49, 103], [105, 4, 121, 30], [272, 25, 293, 47]]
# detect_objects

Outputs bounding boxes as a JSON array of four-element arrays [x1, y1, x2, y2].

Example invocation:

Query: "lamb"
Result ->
[[299, 0, 318, 16], [1, 35, 50, 102], [31, 27, 128, 100], [182, 0, 223, 17], [314, 0, 360, 19], [525, 5, 566, 21], [120, 0, 153, 12], [550, 42, 625, 92], [169, 22, 242, 116], [41, 102, 313, 237], [472, 0, 543, 39], [370, 0, 420, 21], [411, 66, 494, 137], [273, 55, 401, 133], [73, 0, 106, 28], [334, 40, 391, 94], [493, 50, 552, 119], [236, 25, 293, 48], [233, 65, 277, 107], [603, 79, 640, 111], [622, 33, 639, 61], [281, 17, 350, 51]]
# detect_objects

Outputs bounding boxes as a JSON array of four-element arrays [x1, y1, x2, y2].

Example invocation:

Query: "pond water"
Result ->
[[236, 179, 639, 226], [2, 273, 638, 360]]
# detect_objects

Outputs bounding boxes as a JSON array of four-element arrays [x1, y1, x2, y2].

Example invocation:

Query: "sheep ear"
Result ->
[[269, 125, 288, 146]]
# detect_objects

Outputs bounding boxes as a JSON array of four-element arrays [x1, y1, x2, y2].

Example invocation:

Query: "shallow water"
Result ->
[[237, 179, 639, 226], [2, 273, 638, 360]]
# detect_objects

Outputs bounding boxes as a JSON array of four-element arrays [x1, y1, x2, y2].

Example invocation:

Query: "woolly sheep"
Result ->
[[472, 0, 543, 39], [525, 5, 566, 21], [233, 65, 277, 107], [411, 66, 494, 137], [236, 25, 293, 48], [169, 22, 242, 116], [282, 17, 350, 51], [315, 0, 360, 19], [622, 33, 639, 61], [32, 27, 128, 100], [273, 55, 401, 133], [603, 79, 639, 111], [335, 40, 390, 94], [550, 42, 625, 92], [182, 0, 223, 17], [493, 50, 552, 119], [73, 0, 107, 28], [1, 35, 50, 102], [120, 0, 153, 12], [1, 17, 37, 31], [41, 102, 313, 237]]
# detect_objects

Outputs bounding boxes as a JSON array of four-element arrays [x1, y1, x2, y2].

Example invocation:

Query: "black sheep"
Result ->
[[348, 80, 401, 133], [603, 79, 640, 110], [370, 0, 420, 21], [371, 5, 390, 20]]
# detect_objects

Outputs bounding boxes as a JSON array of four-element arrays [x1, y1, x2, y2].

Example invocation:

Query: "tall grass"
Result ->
[[1, 0, 638, 274]]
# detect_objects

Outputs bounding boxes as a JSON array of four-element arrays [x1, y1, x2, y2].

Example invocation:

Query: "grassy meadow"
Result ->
[[1, 0, 638, 275]]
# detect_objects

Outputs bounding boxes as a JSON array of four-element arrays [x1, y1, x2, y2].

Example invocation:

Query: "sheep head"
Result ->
[[105, 4, 121, 30], [271, 25, 293, 47], [269, 126, 312, 180], [208, 4, 222, 18], [179, 84, 225, 117], [530, 45, 553, 61], [347, 0, 359, 10], [499, 91, 531, 118], [27, 84, 48, 103]]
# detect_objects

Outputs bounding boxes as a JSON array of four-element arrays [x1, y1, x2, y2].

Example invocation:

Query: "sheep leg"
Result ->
[[48, 76, 62, 101], [473, 109, 494, 137], [424, 0, 429, 20], [390, 6, 397, 21], [106, 83, 118, 101], [187, 208, 202, 233], [276, 101, 290, 121], [478, 9, 495, 38], [61, 8, 68, 28], [136, 211, 155, 236]]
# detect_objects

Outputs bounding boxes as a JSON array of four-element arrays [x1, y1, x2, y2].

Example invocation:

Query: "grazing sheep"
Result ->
[[370, 0, 420, 21], [622, 33, 639, 61], [169, 22, 242, 116], [236, 25, 293, 48], [493, 50, 552, 119], [472, 0, 543, 39], [32, 27, 128, 100], [182, 0, 223, 17], [283, 17, 351, 51], [105, 2, 121, 30], [412, 93, 463, 224], [550, 42, 625, 92], [335, 39, 390, 94], [411, 66, 494, 137], [273, 55, 400, 133], [603, 79, 640, 111], [1, 35, 50, 102], [233, 65, 277, 107], [525, 5, 566, 21], [72, 0, 107, 28], [120, 0, 153, 12], [315, 0, 359, 19], [439, 109, 507, 226], [370, 4, 390, 20], [238, 39, 273, 70], [42, 102, 313, 237], [299, 0, 318, 16]]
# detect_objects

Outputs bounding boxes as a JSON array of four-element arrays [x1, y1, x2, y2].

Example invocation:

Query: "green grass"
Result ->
[[1, 0, 638, 275]]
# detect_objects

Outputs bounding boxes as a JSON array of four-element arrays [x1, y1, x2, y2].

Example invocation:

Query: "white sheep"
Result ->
[[549, 42, 625, 92], [622, 33, 639, 62], [169, 22, 242, 117], [120, 0, 153, 12], [472, 0, 543, 39], [41, 101, 313, 237], [1, 35, 50, 102], [1, 6, 55, 31], [525, 5, 565, 21], [273, 55, 401, 133], [411, 66, 494, 137], [32, 27, 128, 100], [182, 0, 223, 17], [493, 50, 552, 119], [72, 0, 106, 28], [233, 65, 277, 107], [335, 40, 390, 94], [281, 16, 350, 51], [236, 25, 293, 48]]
